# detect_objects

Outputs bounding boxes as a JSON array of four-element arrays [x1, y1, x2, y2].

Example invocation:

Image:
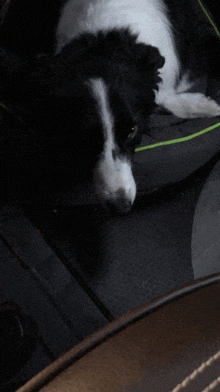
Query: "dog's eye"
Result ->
[[128, 125, 138, 139]]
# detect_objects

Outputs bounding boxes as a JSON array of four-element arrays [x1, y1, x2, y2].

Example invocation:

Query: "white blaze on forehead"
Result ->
[[89, 77, 136, 203], [89, 77, 114, 146]]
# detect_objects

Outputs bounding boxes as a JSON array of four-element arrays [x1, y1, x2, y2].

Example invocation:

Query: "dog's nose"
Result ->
[[106, 189, 133, 215]]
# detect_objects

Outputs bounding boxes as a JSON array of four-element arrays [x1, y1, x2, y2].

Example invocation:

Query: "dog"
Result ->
[[1, 0, 220, 213]]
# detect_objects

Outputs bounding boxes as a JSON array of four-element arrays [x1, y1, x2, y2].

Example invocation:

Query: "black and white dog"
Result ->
[[1, 0, 220, 213]]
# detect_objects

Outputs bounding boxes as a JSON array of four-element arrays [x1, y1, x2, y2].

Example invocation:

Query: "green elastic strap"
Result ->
[[135, 121, 220, 152], [0, 102, 8, 110], [197, 0, 220, 38], [135, 0, 220, 153]]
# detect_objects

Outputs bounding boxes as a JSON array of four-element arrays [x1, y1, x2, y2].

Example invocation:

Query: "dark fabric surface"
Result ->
[[192, 158, 220, 278]]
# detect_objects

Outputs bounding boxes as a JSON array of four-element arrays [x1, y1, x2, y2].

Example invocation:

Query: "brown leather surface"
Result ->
[[18, 274, 220, 392]]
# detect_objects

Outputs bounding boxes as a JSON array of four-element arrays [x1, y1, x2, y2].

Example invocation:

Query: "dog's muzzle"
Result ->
[[105, 188, 133, 215]]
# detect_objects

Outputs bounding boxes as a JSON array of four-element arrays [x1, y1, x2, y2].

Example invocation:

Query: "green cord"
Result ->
[[135, 121, 220, 152], [135, 0, 220, 153], [0, 102, 8, 110], [197, 0, 220, 38]]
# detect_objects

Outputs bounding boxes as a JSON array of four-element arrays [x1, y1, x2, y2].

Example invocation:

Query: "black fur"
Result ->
[[1, 29, 164, 165], [1, 0, 220, 209], [0, 29, 164, 206]]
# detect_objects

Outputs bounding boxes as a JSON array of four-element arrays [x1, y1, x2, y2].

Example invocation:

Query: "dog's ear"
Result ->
[[97, 28, 165, 71], [134, 43, 165, 88], [139, 44, 165, 71]]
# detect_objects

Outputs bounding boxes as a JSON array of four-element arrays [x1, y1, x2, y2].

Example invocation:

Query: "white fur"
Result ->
[[156, 92, 220, 118], [56, 0, 179, 89], [57, 0, 220, 119], [89, 78, 136, 203]]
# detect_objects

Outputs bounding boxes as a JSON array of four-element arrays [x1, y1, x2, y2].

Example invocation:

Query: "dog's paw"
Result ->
[[156, 92, 220, 119]]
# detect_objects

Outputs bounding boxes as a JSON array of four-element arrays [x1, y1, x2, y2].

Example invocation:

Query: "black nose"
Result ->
[[106, 189, 133, 215]]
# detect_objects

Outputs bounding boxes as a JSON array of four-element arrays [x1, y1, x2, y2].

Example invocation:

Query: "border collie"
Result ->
[[1, 0, 220, 213]]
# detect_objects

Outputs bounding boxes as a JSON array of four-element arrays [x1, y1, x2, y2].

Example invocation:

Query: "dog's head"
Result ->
[[1, 30, 164, 213]]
